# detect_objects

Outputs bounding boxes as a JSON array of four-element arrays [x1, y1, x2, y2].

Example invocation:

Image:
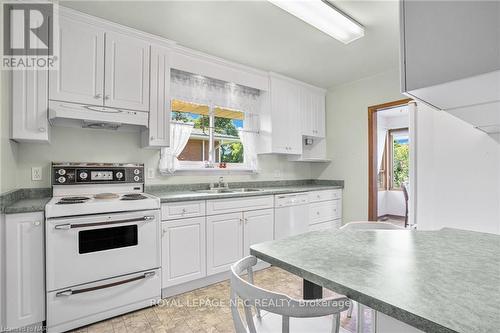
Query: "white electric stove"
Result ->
[[45, 162, 161, 333]]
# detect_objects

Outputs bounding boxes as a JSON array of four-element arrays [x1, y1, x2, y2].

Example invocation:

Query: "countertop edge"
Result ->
[[149, 185, 343, 203], [250, 246, 457, 333]]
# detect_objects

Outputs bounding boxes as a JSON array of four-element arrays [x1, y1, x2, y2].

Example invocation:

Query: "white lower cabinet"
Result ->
[[4, 212, 45, 329], [161, 217, 206, 288], [243, 209, 274, 257], [206, 213, 243, 275], [206, 209, 274, 275]]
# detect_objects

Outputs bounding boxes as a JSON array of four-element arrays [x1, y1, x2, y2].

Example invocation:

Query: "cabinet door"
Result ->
[[300, 88, 314, 137], [145, 46, 171, 147], [11, 14, 49, 143], [243, 209, 274, 256], [5, 213, 45, 328], [104, 31, 150, 111], [161, 217, 206, 287], [270, 76, 302, 154], [206, 213, 243, 275], [12, 68, 49, 142], [313, 90, 326, 138], [49, 16, 105, 105]]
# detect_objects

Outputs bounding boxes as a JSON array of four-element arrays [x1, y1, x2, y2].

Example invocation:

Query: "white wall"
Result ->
[[378, 190, 406, 217], [313, 69, 405, 222], [415, 103, 500, 234], [7, 125, 315, 189]]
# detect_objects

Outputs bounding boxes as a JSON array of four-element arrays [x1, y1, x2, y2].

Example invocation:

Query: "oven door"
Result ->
[[46, 210, 160, 291]]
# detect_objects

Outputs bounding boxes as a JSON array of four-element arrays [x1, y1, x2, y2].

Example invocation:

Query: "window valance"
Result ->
[[170, 69, 262, 114]]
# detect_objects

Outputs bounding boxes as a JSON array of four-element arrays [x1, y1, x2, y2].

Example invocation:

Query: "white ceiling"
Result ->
[[61, 0, 400, 89]]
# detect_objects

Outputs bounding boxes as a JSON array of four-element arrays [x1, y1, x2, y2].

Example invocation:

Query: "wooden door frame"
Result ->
[[368, 98, 412, 221]]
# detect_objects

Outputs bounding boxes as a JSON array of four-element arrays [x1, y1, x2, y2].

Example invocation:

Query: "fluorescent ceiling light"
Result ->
[[268, 0, 365, 44]]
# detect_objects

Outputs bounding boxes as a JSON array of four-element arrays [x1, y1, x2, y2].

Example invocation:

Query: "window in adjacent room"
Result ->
[[389, 128, 409, 190]]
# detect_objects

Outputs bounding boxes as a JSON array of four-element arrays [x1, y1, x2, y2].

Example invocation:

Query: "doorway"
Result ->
[[368, 98, 413, 226]]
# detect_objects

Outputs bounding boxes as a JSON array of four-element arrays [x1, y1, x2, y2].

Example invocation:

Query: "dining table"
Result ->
[[250, 227, 500, 333]]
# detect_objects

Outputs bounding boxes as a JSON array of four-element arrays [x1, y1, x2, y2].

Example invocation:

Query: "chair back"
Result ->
[[340, 221, 404, 230], [230, 256, 349, 333]]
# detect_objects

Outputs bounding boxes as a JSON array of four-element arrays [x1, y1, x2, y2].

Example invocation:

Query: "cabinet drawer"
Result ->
[[161, 201, 206, 220], [308, 189, 342, 203], [206, 195, 274, 215], [308, 219, 342, 232], [309, 200, 341, 225]]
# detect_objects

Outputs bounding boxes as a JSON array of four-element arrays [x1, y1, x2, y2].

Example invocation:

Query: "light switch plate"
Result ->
[[31, 167, 42, 181], [147, 168, 155, 179]]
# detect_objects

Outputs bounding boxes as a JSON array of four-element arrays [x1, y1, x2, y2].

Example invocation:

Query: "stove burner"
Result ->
[[121, 193, 147, 201], [56, 196, 90, 205]]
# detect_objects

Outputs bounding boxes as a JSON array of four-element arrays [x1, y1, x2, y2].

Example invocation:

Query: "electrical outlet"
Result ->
[[273, 169, 282, 179], [31, 167, 42, 181], [147, 168, 155, 179]]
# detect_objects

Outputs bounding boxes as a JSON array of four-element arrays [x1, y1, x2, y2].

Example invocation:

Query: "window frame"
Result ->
[[388, 127, 409, 191], [172, 100, 253, 171]]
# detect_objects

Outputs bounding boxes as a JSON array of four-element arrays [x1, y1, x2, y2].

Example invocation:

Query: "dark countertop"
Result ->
[[250, 228, 500, 333], [1, 188, 52, 214], [4, 197, 51, 214], [146, 184, 343, 203]]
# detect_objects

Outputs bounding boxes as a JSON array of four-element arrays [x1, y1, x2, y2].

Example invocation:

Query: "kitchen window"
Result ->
[[171, 100, 245, 166], [159, 69, 261, 174]]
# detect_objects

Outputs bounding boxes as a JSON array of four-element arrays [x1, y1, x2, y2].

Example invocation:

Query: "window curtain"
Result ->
[[377, 129, 387, 173], [159, 121, 193, 174], [170, 69, 262, 114], [238, 128, 258, 170]]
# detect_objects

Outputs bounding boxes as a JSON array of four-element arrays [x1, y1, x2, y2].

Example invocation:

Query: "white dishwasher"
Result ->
[[274, 193, 310, 240]]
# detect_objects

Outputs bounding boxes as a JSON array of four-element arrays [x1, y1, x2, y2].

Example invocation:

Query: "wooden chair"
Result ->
[[340, 221, 405, 332], [230, 256, 350, 333], [401, 183, 409, 228]]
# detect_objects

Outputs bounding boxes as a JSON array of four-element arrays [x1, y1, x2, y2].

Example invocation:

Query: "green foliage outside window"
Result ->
[[392, 141, 409, 188]]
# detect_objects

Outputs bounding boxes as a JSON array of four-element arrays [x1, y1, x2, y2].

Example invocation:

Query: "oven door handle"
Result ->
[[55, 271, 156, 297], [54, 215, 155, 230]]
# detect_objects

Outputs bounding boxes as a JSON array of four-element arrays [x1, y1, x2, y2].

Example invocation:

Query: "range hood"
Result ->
[[48, 101, 148, 131]]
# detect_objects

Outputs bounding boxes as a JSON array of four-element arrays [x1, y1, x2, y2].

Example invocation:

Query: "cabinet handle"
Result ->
[[38, 127, 46, 132], [244, 218, 248, 224], [105, 95, 110, 100], [239, 218, 243, 224], [181, 208, 187, 214], [33, 221, 41, 226], [94, 93, 102, 99]]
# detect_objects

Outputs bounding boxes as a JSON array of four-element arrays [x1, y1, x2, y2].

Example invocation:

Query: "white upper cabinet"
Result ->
[[400, 0, 500, 132], [300, 87, 326, 138], [49, 17, 105, 105], [104, 32, 150, 111], [49, 15, 150, 112], [12, 68, 49, 142], [143, 46, 171, 147], [268, 74, 302, 154]]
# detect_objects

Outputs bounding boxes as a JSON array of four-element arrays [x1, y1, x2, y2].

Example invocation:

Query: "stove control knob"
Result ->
[[133, 169, 141, 175], [134, 176, 140, 182], [116, 172, 123, 179], [57, 176, 66, 183], [79, 172, 88, 180], [57, 169, 66, 176]]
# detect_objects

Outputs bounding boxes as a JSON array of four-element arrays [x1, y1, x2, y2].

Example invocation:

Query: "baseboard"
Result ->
[[161, 262, 270, 298], [377, 214, 405, 221]]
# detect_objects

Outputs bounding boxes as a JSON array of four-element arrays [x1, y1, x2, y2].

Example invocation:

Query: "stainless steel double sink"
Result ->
[[194, 188, 264, 194]]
